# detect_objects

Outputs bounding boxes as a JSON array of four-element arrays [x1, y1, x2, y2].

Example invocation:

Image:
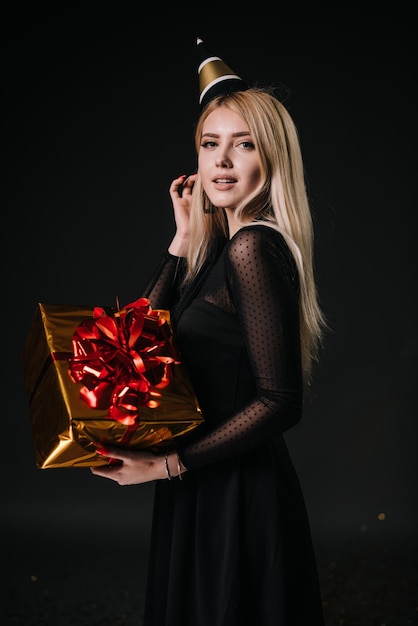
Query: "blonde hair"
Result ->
[[186, 87, 326, 382]]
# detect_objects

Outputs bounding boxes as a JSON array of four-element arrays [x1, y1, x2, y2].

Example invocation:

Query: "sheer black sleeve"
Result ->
[[178, 227, 304, 469], [141, 252, 186, 311]]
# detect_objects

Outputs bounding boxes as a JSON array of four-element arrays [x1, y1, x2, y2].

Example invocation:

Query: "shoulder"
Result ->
[[225, 225, 299, 286], [226, 225, 293, 263]]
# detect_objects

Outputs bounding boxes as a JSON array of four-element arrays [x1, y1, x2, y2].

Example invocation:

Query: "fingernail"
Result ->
[[95, 447, 109, 455]]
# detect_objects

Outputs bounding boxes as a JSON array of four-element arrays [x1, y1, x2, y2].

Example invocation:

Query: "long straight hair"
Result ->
[[185, 88, 326, 382]]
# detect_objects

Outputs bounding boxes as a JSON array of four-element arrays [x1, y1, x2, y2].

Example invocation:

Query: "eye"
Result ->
[[201, 140, 217, 148], [239, 140, 256, 150]]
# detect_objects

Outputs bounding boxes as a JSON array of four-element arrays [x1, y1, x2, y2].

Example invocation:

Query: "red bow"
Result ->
[[68, 298, 178, 425]]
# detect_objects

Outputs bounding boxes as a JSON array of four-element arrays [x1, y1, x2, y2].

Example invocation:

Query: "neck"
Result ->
[[225, 208, 241, 239]]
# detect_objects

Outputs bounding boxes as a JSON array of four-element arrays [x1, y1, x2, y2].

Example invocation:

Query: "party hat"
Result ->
[[197, 37, 248, 110]]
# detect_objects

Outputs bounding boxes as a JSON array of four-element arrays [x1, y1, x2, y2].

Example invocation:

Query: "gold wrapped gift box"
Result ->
[[22, 303, 203, 469]]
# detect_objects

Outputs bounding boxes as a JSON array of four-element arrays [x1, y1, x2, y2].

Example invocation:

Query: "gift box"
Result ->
[[22, 300, 203, 469]]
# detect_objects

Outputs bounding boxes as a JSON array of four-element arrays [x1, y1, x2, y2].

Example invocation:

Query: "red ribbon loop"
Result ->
[[68, 298, 178, 425]]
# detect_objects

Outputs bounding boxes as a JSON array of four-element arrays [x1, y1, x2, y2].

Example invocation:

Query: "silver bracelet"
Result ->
[[164, 452, 173, 480], [176, 455, 183, 481]]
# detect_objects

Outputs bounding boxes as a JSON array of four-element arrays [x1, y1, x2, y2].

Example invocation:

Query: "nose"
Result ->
[[215, 149, 232, 168]]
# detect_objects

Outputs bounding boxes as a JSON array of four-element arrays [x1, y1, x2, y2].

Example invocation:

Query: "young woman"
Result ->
[[91, 46, 326, 626]]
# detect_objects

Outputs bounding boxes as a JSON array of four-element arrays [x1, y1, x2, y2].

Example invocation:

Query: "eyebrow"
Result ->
[[201, 131, 252, 139]]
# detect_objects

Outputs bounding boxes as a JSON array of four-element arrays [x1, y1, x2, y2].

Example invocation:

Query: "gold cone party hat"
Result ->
[[197, 37, 248, 110]]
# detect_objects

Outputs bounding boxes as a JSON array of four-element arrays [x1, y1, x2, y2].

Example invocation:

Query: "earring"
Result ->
[[203, 201, 216, 214]]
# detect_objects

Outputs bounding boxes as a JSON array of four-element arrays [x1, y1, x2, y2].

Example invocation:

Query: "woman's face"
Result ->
[[198, 106, 263, 211]]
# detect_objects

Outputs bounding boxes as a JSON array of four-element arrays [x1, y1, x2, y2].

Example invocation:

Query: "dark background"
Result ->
[[2, 6, 417, 625]]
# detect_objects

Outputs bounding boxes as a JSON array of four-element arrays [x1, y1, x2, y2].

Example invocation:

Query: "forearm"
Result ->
[[168, 232, 189, 257], [141, 252, 186, 310], [178, 389, 302, 470]]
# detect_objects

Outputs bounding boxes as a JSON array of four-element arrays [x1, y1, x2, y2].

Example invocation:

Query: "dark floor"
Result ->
[[2, 523, 417, 625], [315, 533, 417, 626]]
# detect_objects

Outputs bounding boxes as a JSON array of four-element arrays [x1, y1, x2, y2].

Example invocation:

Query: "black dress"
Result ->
[[142, 225, 324, 626]]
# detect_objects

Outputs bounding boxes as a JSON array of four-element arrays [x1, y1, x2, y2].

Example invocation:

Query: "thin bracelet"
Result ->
[[164, 452, 173, 480], [176, 455, 183, 481]]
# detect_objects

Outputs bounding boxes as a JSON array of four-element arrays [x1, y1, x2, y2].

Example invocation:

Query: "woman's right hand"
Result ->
[[168, 173, 197, 257]]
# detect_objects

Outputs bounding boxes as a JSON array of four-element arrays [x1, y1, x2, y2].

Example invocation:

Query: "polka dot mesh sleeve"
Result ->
[[179, 227, 304, 469], [141, 253, 186, 311]]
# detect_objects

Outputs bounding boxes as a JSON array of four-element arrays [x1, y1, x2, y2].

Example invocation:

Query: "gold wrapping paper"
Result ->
[[22, 303, 203, 469]]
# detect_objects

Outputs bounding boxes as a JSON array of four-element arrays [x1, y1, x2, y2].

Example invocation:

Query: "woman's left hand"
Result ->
[[90, 447, 167, 485]]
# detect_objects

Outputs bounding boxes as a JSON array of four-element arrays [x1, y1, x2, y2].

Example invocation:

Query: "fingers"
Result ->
[[94, 446, 153, 465], [90, 463, 124, 483], [182, 173, 197, 196], [90, 448, 158, 486], [95, 445, 127, 461], [169, 173, 197, 198], [90, 447, 128, 482]]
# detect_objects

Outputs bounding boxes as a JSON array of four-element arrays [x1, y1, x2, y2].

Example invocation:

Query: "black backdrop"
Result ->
[[2, 6, 417, 622]]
